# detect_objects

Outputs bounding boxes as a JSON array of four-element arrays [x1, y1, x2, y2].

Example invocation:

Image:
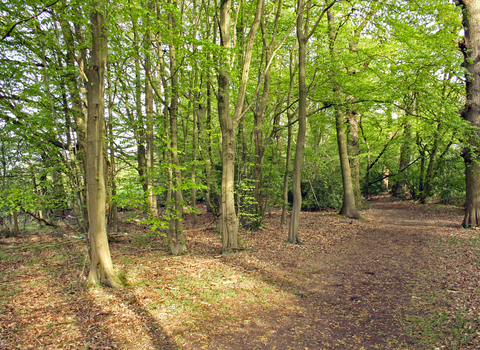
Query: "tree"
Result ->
[[327, 8, 360, 219], [289, 0, 338, 244], [85, 1, 118, 288], [217, 0, 263, 253], [455, 0, 480, 227]]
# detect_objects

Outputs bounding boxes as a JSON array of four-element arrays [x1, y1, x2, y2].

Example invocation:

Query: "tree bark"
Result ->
[[130, 15, 150, 215], [12, 211, 19, 236], [107, 62, 119, 233], [167, 0, 186, 254], [455, 0, 480, 227], [145, 0, 158, 219], [346, 2, 381, 203], [288, 0, 307, 244], [217, 0, 238, 251], [420, 124, 441, 204], [86, 2, 118, 288], [346, 112, 361, 202], [280, 40, 296, 230], [335, 107, 360, 218], [190, 81, 199, 226]]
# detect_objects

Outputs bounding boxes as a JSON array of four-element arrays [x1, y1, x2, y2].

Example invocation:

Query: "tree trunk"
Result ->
[[167, 1, 186, 254], [393, 121, 412, 198], [280, 42, 296, 230], [346, 2, 381, 203], [12, 211, 19, 236], [86, 3, 118, 288], [199, 81, 218, 216], [335, 107, 360, 219], [252, 6, 281, 225], [61, 20, 88, 231], [217, 0, 239, 249], [218, 0, 263, 252], [191, 84, 199, 226], [418, 141, 426, 201], [163, 106, 178, 254], [420, 124, 441, 204], [288, 0, 307, 244], [455, 0, 480, 227], [107, 63, 119, 233], [346, 112, 361, 202], [328, 9, 359, 219], [131, 17, 150, 215], [145, 1, 158, 218], [280, 110, 293, 230]]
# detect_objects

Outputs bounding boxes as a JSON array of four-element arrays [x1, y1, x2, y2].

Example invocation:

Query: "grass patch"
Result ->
[[0, 249, 17, 261], [409, 310, 479, 348]]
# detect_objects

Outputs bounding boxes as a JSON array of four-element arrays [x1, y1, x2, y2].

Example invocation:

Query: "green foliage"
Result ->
[[0, 0, 469, 241], [236, 177, 264, 231], [301, 170, 343, 211]]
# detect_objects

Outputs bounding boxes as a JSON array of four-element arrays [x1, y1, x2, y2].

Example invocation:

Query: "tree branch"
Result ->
[[369, 156, 421, 185], [1, 0, 62, 42]]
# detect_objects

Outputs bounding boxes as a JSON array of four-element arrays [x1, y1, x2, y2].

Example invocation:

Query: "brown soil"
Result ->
[[1, 196, 478, 349]]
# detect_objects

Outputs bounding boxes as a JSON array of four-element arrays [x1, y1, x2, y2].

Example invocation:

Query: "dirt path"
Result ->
[[188, 197, 465, 349]]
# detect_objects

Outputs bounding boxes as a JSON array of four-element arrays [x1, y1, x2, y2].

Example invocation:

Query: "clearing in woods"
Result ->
[[1, 196, 479, 349]]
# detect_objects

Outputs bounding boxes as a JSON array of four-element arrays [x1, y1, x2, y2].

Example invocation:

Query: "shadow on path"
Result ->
[[195, 198, 463, 349]]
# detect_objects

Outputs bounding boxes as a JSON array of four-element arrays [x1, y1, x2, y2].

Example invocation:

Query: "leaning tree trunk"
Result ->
[[456, 0, 480, 227], [86, 3, 118, 288]]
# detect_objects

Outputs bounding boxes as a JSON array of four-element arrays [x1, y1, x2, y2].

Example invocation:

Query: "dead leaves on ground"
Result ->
[[0, 199, 478, 349]]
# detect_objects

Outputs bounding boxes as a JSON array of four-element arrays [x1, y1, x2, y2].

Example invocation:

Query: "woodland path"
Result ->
[[189, 197, 464, 350]]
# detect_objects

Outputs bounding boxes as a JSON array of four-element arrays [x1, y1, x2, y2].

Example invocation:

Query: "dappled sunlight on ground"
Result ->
[[1, 198, 479, 349]]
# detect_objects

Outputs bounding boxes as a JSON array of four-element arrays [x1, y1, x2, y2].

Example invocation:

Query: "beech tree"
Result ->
[[217, 0, 263, 252], [288, 0, 338, 244], [85, 1, 118, 288]]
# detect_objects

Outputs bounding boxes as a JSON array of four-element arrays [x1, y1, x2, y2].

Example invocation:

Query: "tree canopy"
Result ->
[[0, 0, 470, 255]]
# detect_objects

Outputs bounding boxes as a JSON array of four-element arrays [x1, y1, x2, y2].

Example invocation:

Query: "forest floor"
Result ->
[[1, 196, 480, 350]]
